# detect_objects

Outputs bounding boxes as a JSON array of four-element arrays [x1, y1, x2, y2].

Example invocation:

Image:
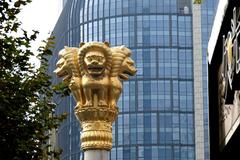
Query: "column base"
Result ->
[[84, 150, 109, 160]]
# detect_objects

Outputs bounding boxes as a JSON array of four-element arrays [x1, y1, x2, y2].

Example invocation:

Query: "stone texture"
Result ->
[[192, 4, 205, 160], [84, 150, 109, 160]]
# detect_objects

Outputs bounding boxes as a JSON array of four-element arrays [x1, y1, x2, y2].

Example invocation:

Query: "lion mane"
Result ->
[[109, 46, 135, 107], [78, 42, 112, 76], [78, 42, 112, 107], [54, 47, 83, 106]]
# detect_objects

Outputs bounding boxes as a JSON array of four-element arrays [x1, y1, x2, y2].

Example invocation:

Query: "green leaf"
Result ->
[[0, 1, 66, 159]]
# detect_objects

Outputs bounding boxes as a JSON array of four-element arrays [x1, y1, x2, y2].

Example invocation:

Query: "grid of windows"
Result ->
[[110, 145, 195, 160], [200, 0, 219, 159], [52, 0, 200, 159]]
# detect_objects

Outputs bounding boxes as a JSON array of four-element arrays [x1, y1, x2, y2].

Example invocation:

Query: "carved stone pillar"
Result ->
[[74, 94, 118, 151], [54, 42, 136, 159], [84, 150, 109, 160]]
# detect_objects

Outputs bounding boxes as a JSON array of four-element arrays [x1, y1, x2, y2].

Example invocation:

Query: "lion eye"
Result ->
[[127, 60, 134, 65], [87, 57, 92, 61]]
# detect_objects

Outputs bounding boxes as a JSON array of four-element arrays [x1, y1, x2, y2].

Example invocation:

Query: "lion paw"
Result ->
[[74, 103, 82, 110], [84, 101, 93, 107], [110, 103, 117, 108], [98, 100, 107, 106]]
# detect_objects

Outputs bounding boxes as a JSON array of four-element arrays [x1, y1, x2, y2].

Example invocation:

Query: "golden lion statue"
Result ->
[[55, 42, 136, 109], [78, 42, 112, 107], [55, 42, 136, 151], [54, 47, 83, 107], [109, 46, 137, 107]]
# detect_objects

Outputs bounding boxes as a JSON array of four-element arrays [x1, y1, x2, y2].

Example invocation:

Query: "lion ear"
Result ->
[[79, 42, 85, 48], [104, 41, 110, 47], [120, 45, 125, 50], [64, 46, 70, 51], [59, 48, 65, 56]]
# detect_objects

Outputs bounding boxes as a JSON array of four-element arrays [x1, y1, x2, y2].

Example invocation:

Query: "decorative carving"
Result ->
[[226, 32, 234, 89], [109, 46, 137, 108], [218, 7, 240, 148], [78, 42, 112, 107], [218, 63, 227, 107], [80, 121, 113, 150], [54, 42, 136, 151], [54, 47, 84, 107]]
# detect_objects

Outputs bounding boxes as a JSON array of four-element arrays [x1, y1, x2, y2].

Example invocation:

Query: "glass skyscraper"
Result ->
[[48, 0, 218, 159]]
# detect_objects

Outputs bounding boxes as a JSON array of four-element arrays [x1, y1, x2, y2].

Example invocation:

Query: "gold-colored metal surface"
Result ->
[[227, 34, 233, 71], [193, 0, 202, 4], [54, 42, 136, 150]]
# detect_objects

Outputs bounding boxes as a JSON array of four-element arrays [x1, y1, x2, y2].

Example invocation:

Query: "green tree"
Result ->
[[0, 0, 66, 159]]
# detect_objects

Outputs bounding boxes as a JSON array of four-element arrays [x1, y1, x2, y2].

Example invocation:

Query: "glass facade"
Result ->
[[49, 0, 218, 159], [63, 0, 68, 7], [200, 0, 219, 159]]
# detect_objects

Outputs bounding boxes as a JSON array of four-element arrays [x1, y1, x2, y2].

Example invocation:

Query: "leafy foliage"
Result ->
[[0, 1, 67, 159]]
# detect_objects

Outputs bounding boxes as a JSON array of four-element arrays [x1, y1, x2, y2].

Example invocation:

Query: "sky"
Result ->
[[18, 0, 62, 66], [19, 0, 62, 42]]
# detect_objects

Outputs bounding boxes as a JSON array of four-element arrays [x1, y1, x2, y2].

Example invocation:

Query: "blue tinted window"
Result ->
[[52, 0, 198, 159]]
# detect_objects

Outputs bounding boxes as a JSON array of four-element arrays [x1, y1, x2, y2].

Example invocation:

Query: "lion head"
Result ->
[[54, 47, 80, 84], [84, 50, 106, 76], [79, 42, 112, 78], [110, 46, 137, 80]]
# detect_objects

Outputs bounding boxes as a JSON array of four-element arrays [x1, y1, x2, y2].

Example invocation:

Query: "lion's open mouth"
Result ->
[[119, 69, 137, 80], [119, 73, 128, 80], [54, 67, 68, 77], [87, 65, 104, 73], [119, 71, 131, 80]]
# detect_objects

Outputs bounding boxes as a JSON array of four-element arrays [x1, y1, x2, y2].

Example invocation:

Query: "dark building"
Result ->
[[208, 0, 240, 159], [48, 0, 218, 159]]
